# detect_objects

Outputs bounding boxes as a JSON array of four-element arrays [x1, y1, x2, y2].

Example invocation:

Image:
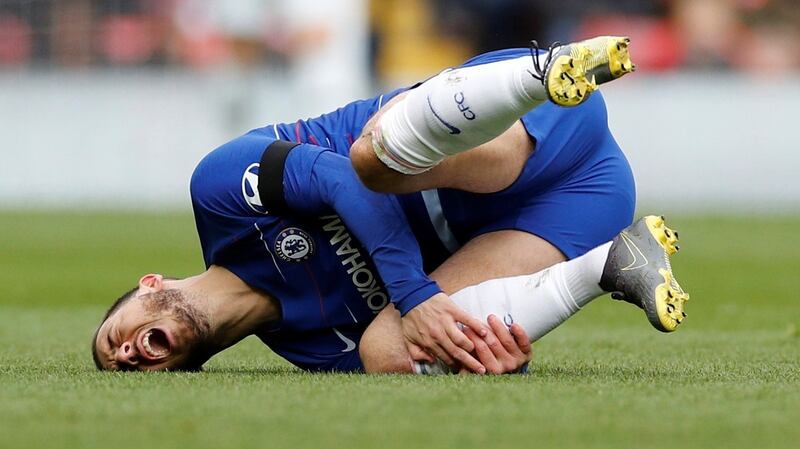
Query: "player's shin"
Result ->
[[412, 242, 612, 375], [453, 242, 610, 342], [373, 55, 549, 175]]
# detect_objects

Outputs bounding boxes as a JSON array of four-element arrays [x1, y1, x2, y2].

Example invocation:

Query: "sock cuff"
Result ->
[[372, 100, 445, 174], [565, 242, 611, 307], [555, 265, 583, 313]]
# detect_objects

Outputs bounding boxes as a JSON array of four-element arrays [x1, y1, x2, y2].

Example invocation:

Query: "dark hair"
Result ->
[[91, 285, 139, 370]]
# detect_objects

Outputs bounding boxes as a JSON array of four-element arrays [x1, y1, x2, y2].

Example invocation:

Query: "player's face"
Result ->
[[94, 291, 203, 371]]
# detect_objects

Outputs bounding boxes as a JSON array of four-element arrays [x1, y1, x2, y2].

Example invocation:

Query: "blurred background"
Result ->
[[1, 7, 798, 446], [1, 0, 799, 210]]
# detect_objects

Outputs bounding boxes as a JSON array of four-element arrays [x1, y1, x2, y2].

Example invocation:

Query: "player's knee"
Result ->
[[350, 135, 399, 193]]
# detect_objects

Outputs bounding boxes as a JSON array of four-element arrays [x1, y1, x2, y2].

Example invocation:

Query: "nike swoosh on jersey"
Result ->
[[427, 95, 461, 135], [333, 328, 357, 353]]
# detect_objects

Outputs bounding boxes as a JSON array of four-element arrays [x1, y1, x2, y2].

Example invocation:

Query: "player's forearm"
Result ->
[[281, 146, 442, 313]]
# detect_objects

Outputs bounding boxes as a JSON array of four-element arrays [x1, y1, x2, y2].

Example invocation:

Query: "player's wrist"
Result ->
[[394, 282, 443, 316]]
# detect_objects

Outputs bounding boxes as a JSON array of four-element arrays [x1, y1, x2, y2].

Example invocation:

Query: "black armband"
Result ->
[[258, 140, 300, 214]]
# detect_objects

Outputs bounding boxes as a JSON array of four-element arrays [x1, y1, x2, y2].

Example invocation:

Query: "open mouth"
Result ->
[[136, 328, 172, 361]]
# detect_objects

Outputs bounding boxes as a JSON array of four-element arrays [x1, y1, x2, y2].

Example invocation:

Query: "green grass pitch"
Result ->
[[0, 211, 798, 449]]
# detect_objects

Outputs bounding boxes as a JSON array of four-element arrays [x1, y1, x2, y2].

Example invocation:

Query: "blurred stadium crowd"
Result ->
[[1, 0, 798, 77]]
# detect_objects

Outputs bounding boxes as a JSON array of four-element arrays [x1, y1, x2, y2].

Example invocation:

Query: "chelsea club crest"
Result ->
[[275, 227, 315, 263]]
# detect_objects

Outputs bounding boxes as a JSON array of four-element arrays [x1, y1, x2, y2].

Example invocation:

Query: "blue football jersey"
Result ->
[[190, 128, 439, 371]]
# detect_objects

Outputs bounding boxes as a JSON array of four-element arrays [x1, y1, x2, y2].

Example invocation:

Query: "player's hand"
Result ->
[[462, 314, 532, 374], [401, 293, 489, 374]]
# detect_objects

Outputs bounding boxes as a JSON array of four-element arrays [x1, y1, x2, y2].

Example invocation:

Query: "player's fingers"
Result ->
[[465, 327, 501, 375], [479, 326, 504, 359], [432, 345, 455, 367], [510, 323, 532, 356], [427, 341, 455, 367], [407, 342, 436, 363], [444, 321, 475, 354], [440, 330, 485, 374], [420, 327, 456, 366], [453, 347, 485, 374], [452, 307, 488, 337], [487, 314, 521, 355], [443, 321, 490, 372], [484, 316, 530, 373]]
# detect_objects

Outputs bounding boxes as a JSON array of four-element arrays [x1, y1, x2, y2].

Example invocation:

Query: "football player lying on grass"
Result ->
[[93, 36, 689, 374]]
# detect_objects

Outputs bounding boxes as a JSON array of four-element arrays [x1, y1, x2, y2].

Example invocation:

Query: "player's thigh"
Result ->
[[430, 150, 635, 289]]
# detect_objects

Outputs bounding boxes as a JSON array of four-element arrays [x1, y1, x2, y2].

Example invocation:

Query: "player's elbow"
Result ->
[[359, 332, 414, 374], [360, 345, 413, 374]]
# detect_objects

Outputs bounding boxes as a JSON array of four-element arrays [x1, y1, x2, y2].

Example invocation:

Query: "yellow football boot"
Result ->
[[529, 36, 636, 107], [600, 215, 690, 332]]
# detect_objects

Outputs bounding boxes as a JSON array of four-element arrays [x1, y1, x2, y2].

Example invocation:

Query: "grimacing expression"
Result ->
[[93, 289, 210, 371]]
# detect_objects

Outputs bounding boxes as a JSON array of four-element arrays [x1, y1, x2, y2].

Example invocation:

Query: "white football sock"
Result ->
[[374, 55, 550, 174], [413, 242, 612, 375], [451, 241, 611, 341]]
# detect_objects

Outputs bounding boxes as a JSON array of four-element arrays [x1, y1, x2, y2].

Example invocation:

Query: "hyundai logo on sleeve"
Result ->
[[241, 163, 268, 214]]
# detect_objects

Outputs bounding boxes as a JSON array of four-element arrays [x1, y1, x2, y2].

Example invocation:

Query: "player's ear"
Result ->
[[138, 274, 164, 293]]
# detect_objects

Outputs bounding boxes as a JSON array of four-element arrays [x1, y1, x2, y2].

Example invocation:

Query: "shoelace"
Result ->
[[527, 40, 562, 84]]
